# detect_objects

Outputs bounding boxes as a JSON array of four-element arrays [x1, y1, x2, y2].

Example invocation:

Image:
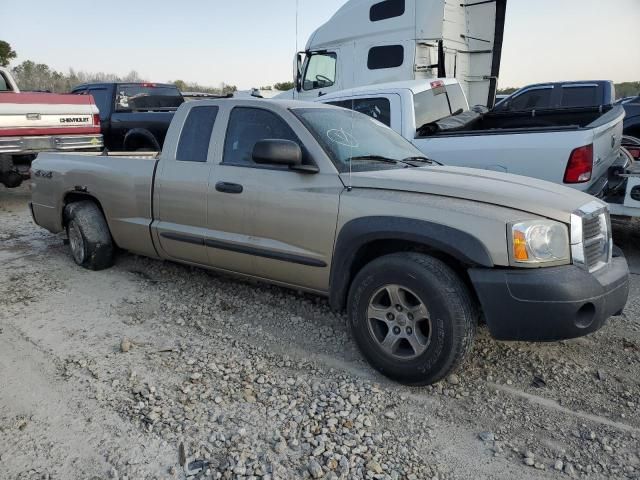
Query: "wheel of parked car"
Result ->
[[64, 200, 114, 271], [347, 252, 477, 385]]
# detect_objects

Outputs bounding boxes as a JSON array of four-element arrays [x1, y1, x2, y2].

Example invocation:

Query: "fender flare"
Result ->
[[328, 216, 494, 311], [123, 128, 161, 151]]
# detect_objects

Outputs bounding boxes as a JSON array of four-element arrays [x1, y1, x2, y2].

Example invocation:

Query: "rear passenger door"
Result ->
[[153, 105, 219, 265]]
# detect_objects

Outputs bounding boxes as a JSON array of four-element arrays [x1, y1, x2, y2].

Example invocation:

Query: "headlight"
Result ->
[[510, 220, 570, 265]]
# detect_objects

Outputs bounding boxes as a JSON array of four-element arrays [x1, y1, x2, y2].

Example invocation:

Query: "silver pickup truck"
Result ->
[[30, 98, 630, 385]]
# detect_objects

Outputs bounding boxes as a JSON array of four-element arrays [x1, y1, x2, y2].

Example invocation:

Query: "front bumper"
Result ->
[[469, 256, 629, 342], [0, 134, 103, 154]]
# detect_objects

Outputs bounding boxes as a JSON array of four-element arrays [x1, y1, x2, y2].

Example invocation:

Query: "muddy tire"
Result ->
[[64, 201, 114, 270], [347, 252, 477, 386]]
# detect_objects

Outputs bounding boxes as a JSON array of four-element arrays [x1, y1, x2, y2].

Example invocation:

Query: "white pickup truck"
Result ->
[[317, 78, 636, 212], [0, 66, 103, 188]]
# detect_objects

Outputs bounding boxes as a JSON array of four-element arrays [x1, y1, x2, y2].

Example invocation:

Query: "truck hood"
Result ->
[[341, 166, 600, 223]]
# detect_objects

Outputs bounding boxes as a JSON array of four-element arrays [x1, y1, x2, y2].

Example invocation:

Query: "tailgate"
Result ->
[[0, 92, 99, 134], [589, 105, 625, 183]]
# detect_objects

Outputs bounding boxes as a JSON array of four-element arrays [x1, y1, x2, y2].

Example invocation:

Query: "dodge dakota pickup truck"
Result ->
[[30, 98, 629, 385], [0, 67, 103, 188]]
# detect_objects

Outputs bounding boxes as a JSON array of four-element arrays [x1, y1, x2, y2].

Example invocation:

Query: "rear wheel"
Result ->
[[347, 252, 477, 385], [64, 201, 114, 270]]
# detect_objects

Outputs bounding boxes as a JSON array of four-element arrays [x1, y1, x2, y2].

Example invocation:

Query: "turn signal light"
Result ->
[[513, 230, 529, 261], [564, 144, 593, 183]]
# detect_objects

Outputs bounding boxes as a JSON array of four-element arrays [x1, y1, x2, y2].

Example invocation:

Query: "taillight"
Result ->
[[564, 144, 593, 183], [628, 148, 640, 160], [92, 114, 100, 126]]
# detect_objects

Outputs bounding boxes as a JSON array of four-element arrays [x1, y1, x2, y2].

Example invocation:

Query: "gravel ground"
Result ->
[[1, 185, 639, 480]]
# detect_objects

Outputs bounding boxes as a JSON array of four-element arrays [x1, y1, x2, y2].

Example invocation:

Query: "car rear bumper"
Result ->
[[468, 256, 629, 341], [0, 134, 103, 154]]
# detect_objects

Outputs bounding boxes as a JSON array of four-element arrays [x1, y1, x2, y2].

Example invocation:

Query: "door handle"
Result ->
[[215, 181, 243, 194]]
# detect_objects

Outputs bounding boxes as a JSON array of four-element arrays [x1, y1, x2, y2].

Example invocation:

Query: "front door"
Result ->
[[206, 105, 342, 291]]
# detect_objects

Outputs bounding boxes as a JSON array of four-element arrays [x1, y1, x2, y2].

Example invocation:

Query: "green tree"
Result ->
[[0, 40, 17, 67], [274, 81, 295, 91], [172, 79, 188, 91]]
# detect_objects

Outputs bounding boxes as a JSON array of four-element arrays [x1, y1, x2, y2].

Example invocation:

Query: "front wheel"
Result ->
[[347, 252, 477, 385], [65, 201, 114, 270]]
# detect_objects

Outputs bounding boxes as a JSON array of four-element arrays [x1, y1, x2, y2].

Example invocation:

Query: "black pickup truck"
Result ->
[[71, 82, 184, 151], [494, 80, 640, 159]]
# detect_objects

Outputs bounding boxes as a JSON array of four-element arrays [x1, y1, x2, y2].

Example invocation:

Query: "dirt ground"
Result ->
[[1, 184, 639, 480]]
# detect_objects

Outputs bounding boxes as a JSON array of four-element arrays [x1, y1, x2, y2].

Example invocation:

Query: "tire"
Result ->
[[347, 252, 477, 386], [64, 200, 114, 270]]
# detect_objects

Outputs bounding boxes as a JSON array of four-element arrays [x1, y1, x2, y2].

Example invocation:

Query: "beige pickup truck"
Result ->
[[30, 98, 630, 385]]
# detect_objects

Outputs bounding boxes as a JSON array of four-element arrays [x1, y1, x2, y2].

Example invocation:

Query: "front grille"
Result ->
[[572, 202, 611, 272]]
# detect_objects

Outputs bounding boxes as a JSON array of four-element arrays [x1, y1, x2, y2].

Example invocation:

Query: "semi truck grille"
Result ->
[[571, 202, 611, 273]]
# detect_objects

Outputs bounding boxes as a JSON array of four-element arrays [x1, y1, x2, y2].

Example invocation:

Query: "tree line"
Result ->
[[2, 40, 636, 98], [1, 40, 294, 94]]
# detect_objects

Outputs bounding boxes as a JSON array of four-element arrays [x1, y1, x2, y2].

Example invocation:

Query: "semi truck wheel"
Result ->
[[347, 252, 477, 385], [64, 201, 114, 270]]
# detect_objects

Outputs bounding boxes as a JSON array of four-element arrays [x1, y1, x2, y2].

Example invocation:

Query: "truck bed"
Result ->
[[413, 105, 625, 192], [30, 152, 159, 258]]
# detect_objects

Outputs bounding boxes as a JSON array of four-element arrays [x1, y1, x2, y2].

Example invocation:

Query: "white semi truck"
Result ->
[[280, 0, 507, 108]]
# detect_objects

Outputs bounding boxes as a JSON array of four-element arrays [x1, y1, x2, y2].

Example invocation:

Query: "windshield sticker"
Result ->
[[327, 128, 359, 148]]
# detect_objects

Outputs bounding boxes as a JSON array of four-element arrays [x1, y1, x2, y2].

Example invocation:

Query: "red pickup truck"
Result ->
[[0, 67, 103, 188]]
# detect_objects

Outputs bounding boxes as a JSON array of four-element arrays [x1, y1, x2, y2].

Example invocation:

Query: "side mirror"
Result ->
[[253, 139, 302, 167]]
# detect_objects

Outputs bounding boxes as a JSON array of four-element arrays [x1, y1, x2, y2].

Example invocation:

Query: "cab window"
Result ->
[[223, 107, 301, 168], [176, 106, 219, 162], [327, 98, 392, 127], [303, 53, 337, 91], [509, 87, 553, 110]]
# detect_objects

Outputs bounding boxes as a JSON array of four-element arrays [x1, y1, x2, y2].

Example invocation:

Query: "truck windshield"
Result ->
[[115, 84, 184, 111], [293, 107, 426, 173], [414, 83, 470, 130]]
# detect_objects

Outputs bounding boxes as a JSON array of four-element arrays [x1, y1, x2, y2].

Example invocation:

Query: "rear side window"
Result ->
[[370, 0, 405, 21], [368, 45, 404, 70], [223, 107, 300, 168], [115, 84, 184, 111], [560, 86, 599, 107], [327, 98, 392, 127], [176, 106, 219, 162], [509, 88, 553, 110]]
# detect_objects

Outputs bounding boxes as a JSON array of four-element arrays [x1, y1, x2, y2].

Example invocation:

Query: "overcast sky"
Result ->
[[1, 0, 638, 90]]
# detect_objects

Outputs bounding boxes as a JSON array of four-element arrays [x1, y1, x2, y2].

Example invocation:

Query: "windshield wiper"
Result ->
[[401, 156, 442, 166], [349, 155, 413, 167]]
